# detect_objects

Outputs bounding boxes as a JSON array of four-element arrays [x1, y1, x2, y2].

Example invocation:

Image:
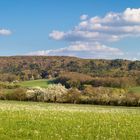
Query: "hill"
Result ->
[[0, 56, 140, 82], [0, 56, 140, 106]]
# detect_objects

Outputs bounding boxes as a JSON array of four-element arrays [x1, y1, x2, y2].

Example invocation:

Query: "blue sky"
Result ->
[[1, 0, 140, 59]]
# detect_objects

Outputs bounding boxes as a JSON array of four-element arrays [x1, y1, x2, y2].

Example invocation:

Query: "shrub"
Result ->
[[0, 82, 20, 89], [5, 88, 27, 101], [90, 77, 136, 88], [26, 84, 68, 102], [54, 72, 93, 89], [54, 72, 137, 89], [64, 88, 81, 104], [0, 74, 18, 82], [81, 86, 128, 105], [0, 88, 27, 101], [0, 89, 6, 100]]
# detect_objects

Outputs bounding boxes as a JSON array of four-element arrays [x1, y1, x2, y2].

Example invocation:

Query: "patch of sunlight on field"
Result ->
[[129, 86, 140, 93], [0, 101, 139, 140], [19, 79, 50, 88]]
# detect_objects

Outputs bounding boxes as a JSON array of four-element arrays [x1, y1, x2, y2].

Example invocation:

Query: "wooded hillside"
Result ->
[[0, 56, 140, 82]]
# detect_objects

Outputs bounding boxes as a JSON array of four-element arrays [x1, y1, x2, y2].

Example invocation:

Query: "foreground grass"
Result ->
[[0, 101, 139, 140], [19, 79, 50, 88]]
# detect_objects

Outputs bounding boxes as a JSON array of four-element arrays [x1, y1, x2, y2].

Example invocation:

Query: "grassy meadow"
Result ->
[[0, 101, 139, 140], [19, 79, 50, 88], [130, 86, 140, 94]]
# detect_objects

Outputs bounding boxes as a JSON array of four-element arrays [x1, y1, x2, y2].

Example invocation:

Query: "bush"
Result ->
[[26, 84, 68, 102], [6, 88, 27, 101], [0, 88, 27, 101], [0, 81, 140, 106], [79, 85, 140, 106], [64, 88, 81, 104], [54, 72, 137, 89], [90, 77, 136, 88], [0, 89, 6, 100], [0, 74, 18, 82], [0, 82, 20, 89], [54, 72, 93, 89]]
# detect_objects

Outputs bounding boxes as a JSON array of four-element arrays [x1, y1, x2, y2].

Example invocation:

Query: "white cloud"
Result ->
[[49, 30, 64, 40], [40, 8, 140, 59], [49, 8, 140, 42], [28, 42, 123, 59], [123, 8, 140, 23], [0, 29, 12, 36]]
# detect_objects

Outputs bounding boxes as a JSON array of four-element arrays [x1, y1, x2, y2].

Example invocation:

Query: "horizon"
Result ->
[[0, 55, 137, 61], [0, 0, 140, 60]]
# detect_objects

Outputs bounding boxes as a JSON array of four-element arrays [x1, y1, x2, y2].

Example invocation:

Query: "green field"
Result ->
[[0, 101, 139, 140], [19, 79, 50, 88], [129, 86, 140, 93], [19, 79, 140, 94]]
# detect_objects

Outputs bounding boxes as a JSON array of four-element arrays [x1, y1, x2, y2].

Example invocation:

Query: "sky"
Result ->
[[1, 0, 140, 60]]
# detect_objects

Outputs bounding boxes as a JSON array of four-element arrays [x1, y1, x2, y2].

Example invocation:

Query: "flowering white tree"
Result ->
[[26, 84, 68, 102]]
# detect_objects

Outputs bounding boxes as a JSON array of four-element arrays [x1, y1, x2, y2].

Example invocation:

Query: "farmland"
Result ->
[[0, 101, 139, 140]]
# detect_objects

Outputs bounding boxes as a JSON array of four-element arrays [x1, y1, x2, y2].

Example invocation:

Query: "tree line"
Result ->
[[0, 56, 140, 82]]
